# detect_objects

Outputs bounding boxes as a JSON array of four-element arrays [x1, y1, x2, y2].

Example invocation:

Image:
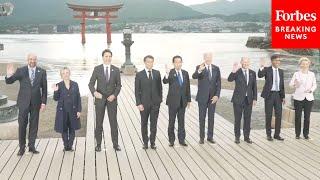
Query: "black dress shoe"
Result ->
[[29, 148, 40, 154], [169, 143, 174, 147], [17, 149, 25, 156], [304, 136, 309, 140], [95, 146, 101, 152], [244, 138, 253, 144], [143, 144, 148, 150], [235, 138, 240, 144], [207, 138, 216, 144], [114, 145, 121, 151], [199, 139, 204, 144], [274, 136, 284, 141], [179, 142, 188, 147], [150, 144, 157, 150], [267, 136, 273, 141], [296, 136, 300, 139]]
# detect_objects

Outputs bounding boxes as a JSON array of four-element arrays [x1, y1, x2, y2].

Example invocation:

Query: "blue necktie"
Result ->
[[177, 72, 183, 86], [31, 69, 35, 86]]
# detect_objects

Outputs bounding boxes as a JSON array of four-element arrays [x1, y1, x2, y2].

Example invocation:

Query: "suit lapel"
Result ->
[[33, 67, 41, 85]]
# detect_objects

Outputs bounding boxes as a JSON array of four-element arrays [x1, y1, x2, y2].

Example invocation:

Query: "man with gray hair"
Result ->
[[228, 57, 257, 144], [5, 53, 47, 156]]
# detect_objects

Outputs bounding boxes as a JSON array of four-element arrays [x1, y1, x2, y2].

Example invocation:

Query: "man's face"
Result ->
[[61, 69, 70, 80], [103, 52, 112, 64], [173, 58, 182, 70], [28, 54, 37, 68], [241, 58, 250, 69], [300, 60, 310, 70], [204, 53, 213, 65], [144, 58, 154, 70], [271, 58, 281, 68]]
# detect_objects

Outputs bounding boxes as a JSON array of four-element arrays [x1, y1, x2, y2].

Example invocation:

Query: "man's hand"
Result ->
[[165, 64, 170, 75], [187, 102, 191, 109], [199, 63, 206, 72], [77, 112, 81, 119], [94, 91, 103, 99], [137, 104, 144, 111], [211, 96, 219, 104], [107, 94, 116, 102], [282, 99, 286, 105], [253, 100, 257, 107], [40, 104, 46, 112], [6, 63, 15, 77], [52, 84, 59, 91], [260, 58, 266, 68], [232, 62, 240, 73], [294, 79, 300, 88]]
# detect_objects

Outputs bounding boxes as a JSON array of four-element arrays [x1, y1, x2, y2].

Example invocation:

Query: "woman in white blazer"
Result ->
[[289, 57, 317, 139]]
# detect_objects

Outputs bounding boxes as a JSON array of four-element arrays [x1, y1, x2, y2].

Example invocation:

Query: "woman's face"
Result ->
[[300, 60, 310, 70], [61, 69, 70, 80]]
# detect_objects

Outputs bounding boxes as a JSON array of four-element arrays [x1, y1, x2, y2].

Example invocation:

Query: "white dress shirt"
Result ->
[[175, 69, 183, 83], [145, 68, 153, 79], [242, 68, 249, 85], [289, 70, 317, 101], [271, 67, 280, 91], [103, 64, 111, 80]]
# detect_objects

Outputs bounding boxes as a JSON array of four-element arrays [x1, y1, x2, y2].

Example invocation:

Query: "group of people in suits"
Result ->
[[4, 50, 317, 156]]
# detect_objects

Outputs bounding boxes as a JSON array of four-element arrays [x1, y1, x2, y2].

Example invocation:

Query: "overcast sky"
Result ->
[[171, 0, 232, 6]]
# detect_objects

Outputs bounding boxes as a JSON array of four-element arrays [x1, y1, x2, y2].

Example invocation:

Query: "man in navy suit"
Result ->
[[6, 53, 47, 156], [258, 55, 285, 141], [228, 57, 257, 144], [163, 56, 191, 147], [192, 53, 221, 144]]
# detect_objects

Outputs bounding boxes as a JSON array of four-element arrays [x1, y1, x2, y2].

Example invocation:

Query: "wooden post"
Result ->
[[81, 11, 86, 44], [106, 12, 112, 44]]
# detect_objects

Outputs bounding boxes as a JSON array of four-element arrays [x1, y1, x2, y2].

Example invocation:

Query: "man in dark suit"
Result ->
[[163, 55, 191, 147], [88, 49, 122, 151], [135, 55, 162, 150], [5, 53, 47, 156], [228, 57, 257, 144], [258, 54, 285, 141], [192, 52, 221, 144]]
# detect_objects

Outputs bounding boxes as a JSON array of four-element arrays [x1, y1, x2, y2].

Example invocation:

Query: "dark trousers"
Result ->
[[198, 102, 216, 140], [140, 103, 160, 145], [168, 105, 186, 143], [95, 99, 118, 147], [294, 98, 313, 137], [62, 111, 75, 148], [233, 97, 252, 139], [18, 104, 40, 149], [265, 92, 282, 137]]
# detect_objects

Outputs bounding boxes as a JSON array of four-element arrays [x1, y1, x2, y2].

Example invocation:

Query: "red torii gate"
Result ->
[[67, 3, 123, 44]]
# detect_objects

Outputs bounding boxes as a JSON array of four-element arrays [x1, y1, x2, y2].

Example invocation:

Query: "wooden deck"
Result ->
[[1, 75, 320, 180]]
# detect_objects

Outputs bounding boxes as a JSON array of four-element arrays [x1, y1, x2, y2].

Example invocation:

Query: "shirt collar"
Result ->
[[145, 68, 152, 73], [272, 66, 278, 70], [28, 65, 36, 71], [103, 64, 111, 68]]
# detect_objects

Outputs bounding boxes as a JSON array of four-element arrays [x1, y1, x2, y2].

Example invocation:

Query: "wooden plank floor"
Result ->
[[1, 75, 320, 180]]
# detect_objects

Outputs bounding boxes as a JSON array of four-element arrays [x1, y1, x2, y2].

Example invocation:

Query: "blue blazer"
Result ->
[[53, 80, 81, 133]]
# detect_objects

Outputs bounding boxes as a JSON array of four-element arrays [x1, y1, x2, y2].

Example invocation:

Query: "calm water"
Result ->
[[0, 33, 272, 95]]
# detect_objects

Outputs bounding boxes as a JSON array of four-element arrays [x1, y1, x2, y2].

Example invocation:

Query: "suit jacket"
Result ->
[[5, 65, 47, 108], [258, 66, 285, 99], [53, 80, 81, 133], [135, 69, 162, 106], [192, 64, 221, 103], [88, 64, 122, 102], [227, 69, 257, 105], [163, 69, 191, 108]]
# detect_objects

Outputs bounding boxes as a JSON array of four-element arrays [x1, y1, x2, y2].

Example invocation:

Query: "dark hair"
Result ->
[[143, 55, 154, 62], [102, 49, 113, 57], [271, 54, 280, 61], [172, 55, 182, 63]]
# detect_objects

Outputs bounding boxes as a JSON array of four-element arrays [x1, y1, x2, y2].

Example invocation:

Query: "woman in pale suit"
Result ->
[[289, 57, 317, 139]]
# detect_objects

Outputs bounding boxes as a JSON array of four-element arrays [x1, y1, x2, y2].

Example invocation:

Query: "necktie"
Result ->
[[177, 71, 183, 86], [208, 66, 212, 80], [244, 70, 248, 85], [31, 69, 35, 86], [274, 69, 279, 91], [105, 66, 109, 83], [148, 70, 152, 80]]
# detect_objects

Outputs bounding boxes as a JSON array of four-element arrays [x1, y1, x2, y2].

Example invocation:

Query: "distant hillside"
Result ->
[[0, 0, 207, 25], [190, 0, 271, 15], [213, 13, 270, 22]]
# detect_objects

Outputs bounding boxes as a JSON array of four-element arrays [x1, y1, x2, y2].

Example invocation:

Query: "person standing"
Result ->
[[192, 52, 221, 144], [135, 55, 162, 150], [228, 57, 257, 144], [289, 57, 317, 139], [258, 55, 285, 141], [88, 49, 122, 152], [5, 53, 47, 156], [53, 67, 81, 151], [163, 55, 191, 147]]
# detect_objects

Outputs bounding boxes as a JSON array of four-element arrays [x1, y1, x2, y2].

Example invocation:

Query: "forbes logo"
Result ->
[[275, 10, 317, 21]]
